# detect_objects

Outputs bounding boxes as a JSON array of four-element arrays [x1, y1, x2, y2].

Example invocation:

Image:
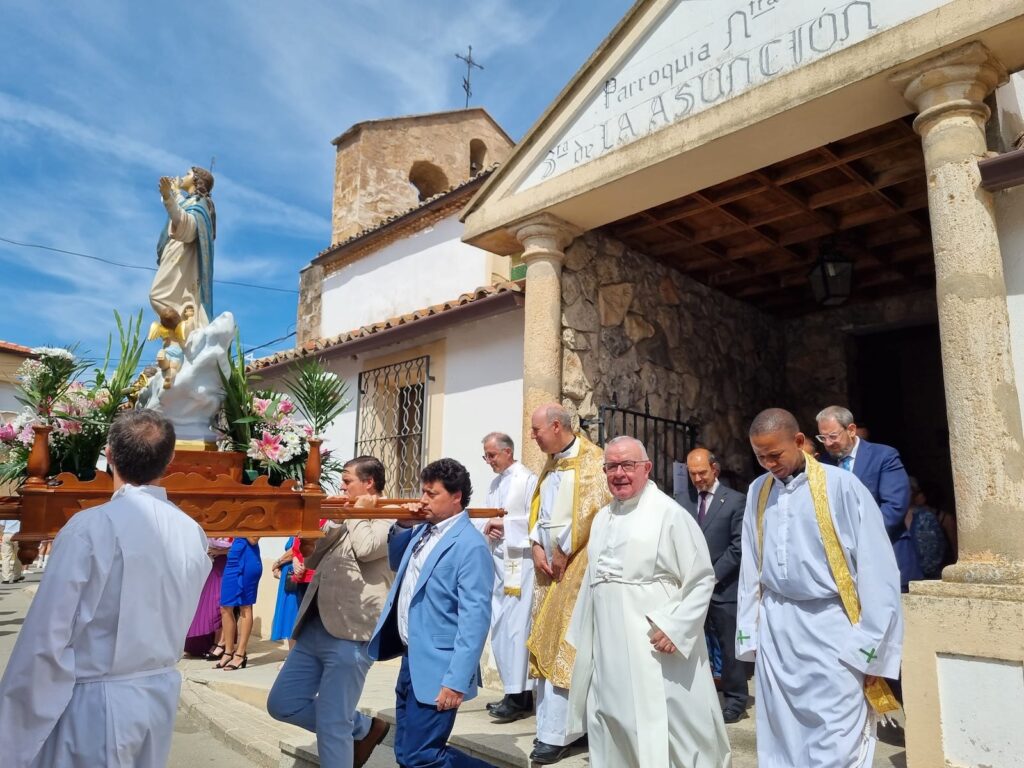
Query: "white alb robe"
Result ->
[[529, 438, 584, 745], [482, 461, 538, 694], [0, 485, 211, 768], [735, 466, 903, 768], [568, 482, 731, 768]]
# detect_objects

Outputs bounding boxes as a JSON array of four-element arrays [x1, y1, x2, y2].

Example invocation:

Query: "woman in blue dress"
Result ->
[[217, 537, 262, 670], [270, 537, 301, 650]]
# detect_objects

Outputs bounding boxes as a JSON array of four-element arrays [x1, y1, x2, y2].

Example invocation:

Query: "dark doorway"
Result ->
[[849, 324, 955, 517]]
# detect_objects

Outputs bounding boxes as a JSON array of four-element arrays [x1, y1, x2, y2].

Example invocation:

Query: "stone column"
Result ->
[[891, 42, 1024, 586], [513, 213, 581, 472]]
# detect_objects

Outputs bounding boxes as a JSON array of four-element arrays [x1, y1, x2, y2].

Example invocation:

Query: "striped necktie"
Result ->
[[412, 524, 436, 556]]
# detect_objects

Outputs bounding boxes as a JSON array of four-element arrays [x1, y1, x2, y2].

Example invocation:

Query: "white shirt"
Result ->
[[397, 511, 466, 645], [696, 479, 720, 512], [843, 437, 861, 470]]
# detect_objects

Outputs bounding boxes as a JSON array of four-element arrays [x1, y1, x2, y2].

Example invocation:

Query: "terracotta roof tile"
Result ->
[[313, 167, 499, 262], [0, 341, 33, 356], [248, 280, 524, 372]]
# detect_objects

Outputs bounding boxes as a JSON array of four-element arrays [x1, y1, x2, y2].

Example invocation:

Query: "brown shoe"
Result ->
[[353, 716, 390, 768]]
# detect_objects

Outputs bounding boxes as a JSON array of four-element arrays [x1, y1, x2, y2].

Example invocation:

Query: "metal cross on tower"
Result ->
[[455, 45, 483, 108]]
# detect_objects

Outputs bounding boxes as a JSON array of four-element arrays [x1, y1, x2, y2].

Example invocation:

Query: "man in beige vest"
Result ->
[[267, 456, 393, 768]]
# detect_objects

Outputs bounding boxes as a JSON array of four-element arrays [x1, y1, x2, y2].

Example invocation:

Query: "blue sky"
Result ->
[[0, 1, 630, 367]]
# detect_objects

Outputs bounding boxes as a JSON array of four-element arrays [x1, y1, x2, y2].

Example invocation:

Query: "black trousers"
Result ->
[[706, 599, 748, 709]]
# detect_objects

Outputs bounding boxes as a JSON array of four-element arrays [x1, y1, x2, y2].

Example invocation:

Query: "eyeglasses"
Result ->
[[815, 430, 846, 444], [602, 460, 649, 474]]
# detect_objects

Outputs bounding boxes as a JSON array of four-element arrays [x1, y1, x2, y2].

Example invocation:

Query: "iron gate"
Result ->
[[582, 394, 699, 492], [354, 356, 429, 497]]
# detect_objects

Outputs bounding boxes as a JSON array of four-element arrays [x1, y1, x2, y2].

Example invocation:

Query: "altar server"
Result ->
[[737, 408, 903, 768], [0, 410, 211, 768], [568, 436, 731, 768], [527, 403, 610, 765], [478, 432, 538, 723]]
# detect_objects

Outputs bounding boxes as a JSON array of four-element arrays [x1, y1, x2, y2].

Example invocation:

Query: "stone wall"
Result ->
[[560, 231, 785, 482], [784, 290, 938, 433], [330, 110, 512, 245], [560, 231, 940, 485], [296, 263, 323, 345]]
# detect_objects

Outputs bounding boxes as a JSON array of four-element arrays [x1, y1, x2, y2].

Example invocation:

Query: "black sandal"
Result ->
[[205, 644, 226, 661], [214, 651, 236, 669], [223, 653, 248, 671]]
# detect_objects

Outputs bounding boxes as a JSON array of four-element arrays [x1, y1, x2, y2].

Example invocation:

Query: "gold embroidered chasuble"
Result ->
[[527, 433, 610, 688]]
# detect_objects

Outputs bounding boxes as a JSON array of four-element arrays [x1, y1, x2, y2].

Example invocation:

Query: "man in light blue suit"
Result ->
[[368, 458, 494, 768], [816, 405, 920, 591]]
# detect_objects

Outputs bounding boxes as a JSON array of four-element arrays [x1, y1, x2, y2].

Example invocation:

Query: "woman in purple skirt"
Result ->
[[184, 537, 232, 659]]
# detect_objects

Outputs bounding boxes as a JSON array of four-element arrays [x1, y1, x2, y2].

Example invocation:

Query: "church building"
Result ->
[[460, 2, 1024, 766], [252, 108, 523, 499]]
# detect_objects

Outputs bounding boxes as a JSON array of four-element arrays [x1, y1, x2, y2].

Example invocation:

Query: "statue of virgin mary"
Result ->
[[149, 166, 216, 329]]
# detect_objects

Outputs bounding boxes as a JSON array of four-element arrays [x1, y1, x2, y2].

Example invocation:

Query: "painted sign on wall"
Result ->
[[517, 0, 954, 191]]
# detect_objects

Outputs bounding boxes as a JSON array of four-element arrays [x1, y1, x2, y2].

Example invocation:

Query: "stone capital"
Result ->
[[511, 213, 582, 263], [889, 42, 1008, 135]]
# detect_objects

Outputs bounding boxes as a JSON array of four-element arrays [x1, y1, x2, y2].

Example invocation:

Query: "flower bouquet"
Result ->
[[0, 312, 146, 485], [218, 354, 349, 490]]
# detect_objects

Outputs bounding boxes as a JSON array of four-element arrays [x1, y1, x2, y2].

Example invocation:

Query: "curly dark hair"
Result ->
[[420, 458, 472, 508]]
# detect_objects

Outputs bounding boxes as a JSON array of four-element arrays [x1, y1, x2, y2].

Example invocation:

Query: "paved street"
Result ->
[[0, 574, 397, 767], [0, 572, 907, 768]]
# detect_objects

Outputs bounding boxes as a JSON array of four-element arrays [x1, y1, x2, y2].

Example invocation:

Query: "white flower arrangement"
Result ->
[[30, 346, 76, 361]]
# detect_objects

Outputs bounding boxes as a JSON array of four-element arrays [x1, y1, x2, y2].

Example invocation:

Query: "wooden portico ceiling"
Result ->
[[601, 118, 932, 316]]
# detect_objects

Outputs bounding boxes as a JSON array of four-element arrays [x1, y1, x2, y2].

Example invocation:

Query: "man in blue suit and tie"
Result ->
[[368, 458, 494, 768], [815, 405, 921, 591]]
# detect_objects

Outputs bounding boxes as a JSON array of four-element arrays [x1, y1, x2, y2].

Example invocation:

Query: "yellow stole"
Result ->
[[756, 453, 899, 715], [526, 434, 609, 688]]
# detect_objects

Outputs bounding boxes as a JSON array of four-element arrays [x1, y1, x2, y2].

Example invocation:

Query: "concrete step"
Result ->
[[177, 639, 905, 768]]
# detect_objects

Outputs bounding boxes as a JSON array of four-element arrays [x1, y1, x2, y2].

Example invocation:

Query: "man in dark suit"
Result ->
[[368, 458, 493, 768], [815, 406, 920, 591], [676, 447, 748, 723]]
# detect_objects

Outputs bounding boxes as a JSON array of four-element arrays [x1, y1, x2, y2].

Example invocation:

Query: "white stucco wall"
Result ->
[[441, 310, 526, 500], [0, 381, 22, 416], [249, 310, 525, 643], [320, 215, 496, 338]]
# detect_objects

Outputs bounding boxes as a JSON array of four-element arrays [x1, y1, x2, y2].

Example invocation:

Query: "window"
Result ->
[[469, 139, 488, 175], [408, 161, 449, 201], [355, 356, 430, 497]]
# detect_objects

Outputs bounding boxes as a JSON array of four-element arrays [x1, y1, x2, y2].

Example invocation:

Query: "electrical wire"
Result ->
[[0, 236, 298, 294], [244, 331, 296, 355]]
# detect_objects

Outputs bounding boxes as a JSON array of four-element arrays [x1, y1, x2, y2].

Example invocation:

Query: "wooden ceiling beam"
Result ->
[[771, 133, 916, 184], [613, 180, 769, 237]]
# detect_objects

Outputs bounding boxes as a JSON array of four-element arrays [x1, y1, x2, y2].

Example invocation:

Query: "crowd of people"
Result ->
[[0, 398, 947, 767]]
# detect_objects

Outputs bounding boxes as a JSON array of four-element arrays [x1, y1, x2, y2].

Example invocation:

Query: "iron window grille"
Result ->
[[581, 393, 699, 492], [354, 356, 430, 498]]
